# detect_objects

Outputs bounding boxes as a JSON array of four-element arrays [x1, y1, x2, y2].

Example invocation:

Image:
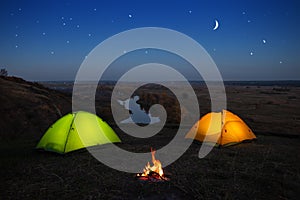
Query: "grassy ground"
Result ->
[[1, 77, 300, 199], [1, 128, 299, 199]]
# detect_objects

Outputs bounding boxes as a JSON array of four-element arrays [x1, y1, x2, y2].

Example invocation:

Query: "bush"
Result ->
[[0, 68, 8, 76]]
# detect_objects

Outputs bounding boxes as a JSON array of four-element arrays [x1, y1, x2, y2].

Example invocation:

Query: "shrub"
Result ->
[[0, 68, 8, 77]]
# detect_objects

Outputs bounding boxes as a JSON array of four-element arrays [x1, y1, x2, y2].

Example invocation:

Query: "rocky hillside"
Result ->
[[0, 76, 71, 141]]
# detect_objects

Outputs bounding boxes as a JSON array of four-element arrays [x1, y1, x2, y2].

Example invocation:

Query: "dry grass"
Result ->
[[1, 128, 300, 199], [1, 77, 300, 199]]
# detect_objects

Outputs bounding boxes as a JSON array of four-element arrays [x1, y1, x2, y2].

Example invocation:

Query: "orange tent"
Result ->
[[186, 110, 256, 146]]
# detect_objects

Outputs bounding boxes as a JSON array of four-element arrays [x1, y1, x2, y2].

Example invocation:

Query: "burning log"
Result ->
[[136, 148, 169, 182]]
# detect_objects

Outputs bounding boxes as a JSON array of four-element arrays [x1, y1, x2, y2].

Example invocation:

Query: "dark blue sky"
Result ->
[[0, 0, 299, 80]]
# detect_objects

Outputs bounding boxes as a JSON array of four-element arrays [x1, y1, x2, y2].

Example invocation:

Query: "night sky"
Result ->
[[0, 0, 299, 81]]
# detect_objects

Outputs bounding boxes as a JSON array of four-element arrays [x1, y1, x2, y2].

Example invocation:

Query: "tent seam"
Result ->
[[63, 112, 77, 153]]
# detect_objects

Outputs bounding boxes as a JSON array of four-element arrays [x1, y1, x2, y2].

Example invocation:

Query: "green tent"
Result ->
[[36, 111, 121, 153]]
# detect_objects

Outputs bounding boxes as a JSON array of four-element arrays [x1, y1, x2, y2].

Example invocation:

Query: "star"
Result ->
[[15, 45, 18, 48], [15, 34, 18, 37], [88, 33, 91, 37], [18, 8, 22, 11], [42, 32, 46, 36], [250, 52, 254, 56], [128, 14, 132, 18], [262, 39, 266, 44], [247, 20, 251, 23], [76, 24, 80, 28], [69, 17, 72, 21], [189, 10, 192, 14], [61, 17, 64, 20], [279, 61, 282, 64], [66, 40, 70, 44], [62, 22, 66, 26], [94, 8, 97, 11], [51, 51, 54, 55]]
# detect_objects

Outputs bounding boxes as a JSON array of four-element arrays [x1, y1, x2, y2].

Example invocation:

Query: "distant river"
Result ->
[[118, 96, 160, 125]]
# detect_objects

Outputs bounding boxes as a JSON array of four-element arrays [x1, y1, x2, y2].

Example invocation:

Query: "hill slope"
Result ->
[[0, 76, 71, 141]]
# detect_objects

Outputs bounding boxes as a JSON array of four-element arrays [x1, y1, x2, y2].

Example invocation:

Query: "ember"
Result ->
[[137, 148, 169, 181]]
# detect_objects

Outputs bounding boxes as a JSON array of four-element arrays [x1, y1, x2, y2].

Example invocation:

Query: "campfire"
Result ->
[[137, 148, 169, 181]]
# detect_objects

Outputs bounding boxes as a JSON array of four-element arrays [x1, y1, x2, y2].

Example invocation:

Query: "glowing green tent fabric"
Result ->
[[36, 111, 121, 153]]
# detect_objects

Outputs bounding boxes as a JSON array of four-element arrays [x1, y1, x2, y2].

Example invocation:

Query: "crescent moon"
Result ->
[[213, 20, 219, 30]]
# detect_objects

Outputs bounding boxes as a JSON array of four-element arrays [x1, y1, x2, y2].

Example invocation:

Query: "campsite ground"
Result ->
[[1, 130, 299, 199], [1, 77, 300, 199]]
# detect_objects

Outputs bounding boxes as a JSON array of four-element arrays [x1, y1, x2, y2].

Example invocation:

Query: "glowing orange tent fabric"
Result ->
[[186, 110, 256, 146]]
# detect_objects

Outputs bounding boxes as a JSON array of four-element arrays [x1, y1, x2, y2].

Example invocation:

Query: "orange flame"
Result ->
[[138, 148, 164, 178]]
